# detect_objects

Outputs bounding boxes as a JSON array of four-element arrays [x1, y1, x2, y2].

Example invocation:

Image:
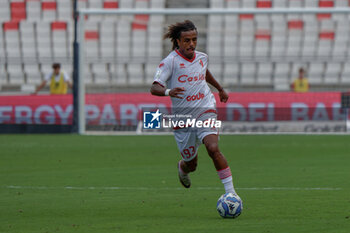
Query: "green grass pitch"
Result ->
[[1, 134, 350, 233]]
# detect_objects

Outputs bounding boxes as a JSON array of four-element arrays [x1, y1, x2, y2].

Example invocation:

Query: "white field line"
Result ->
[[2, 185, 342, 191], [86, 131, 350, 136]]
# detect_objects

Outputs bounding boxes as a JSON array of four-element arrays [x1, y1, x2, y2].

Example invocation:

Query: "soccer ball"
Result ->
[[216, 193, 243, 218]]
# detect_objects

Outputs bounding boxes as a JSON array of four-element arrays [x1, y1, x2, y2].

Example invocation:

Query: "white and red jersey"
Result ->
[[153, 50, 216, 117]]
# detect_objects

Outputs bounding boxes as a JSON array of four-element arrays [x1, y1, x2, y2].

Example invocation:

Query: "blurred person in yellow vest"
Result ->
[[34, 63, 72, 95], [291, 68, 309, 93]]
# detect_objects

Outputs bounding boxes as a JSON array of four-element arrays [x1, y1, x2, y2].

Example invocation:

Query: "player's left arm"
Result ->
[[206, 69, 229, 103]]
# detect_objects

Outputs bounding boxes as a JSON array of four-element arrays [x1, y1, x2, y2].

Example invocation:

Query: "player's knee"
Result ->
[[206, 142, 220, 157]]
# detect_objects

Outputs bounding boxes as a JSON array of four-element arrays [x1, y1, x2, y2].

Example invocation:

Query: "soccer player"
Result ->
[[34, 63, 72, 95], [291, 68, 309, 92], [150, 20, 240, 197]]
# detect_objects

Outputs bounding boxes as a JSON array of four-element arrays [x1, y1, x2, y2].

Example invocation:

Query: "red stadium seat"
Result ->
[[103, 1, 119, 9], [132, 23, 147, 30], [319, 0, 334, 7], [239, 14, 254, 20], [42, 1, 57, 20], [133, 15, 149, 30], [255, 30, 271, 40], [11, 2, 26, 22], [4, 21, 21, 62], [317, 0, 334, 20], [319, 31, 335, 40], [85, 31, 99, 40], [3, 21, 19, 31], [51, 21, 68, 59], [1, 0, 350, 90], [317, 14, 332, 20], [51, 21, 67, 30], [256, 0, 272, 8], [42, 1, 57, 10], [288, 20, 304, 30]]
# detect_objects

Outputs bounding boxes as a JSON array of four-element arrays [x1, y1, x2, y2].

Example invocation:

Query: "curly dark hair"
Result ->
[[163, 20, 197, 50], [52, 63, 61, 69]]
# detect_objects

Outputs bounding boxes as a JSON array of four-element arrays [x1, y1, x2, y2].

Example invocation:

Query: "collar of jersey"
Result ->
[[175, 49, 196, 63]]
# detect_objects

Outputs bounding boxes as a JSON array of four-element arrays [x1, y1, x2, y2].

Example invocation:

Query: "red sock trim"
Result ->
[[217, 167, 232, 180]]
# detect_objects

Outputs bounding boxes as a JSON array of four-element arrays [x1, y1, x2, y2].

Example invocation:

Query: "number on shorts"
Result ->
[[181, 146, 196, 159]]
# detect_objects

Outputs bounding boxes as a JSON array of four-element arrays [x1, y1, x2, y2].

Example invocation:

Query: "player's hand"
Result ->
[[169, 87, 185, 99], [219, 89, 229, 103]]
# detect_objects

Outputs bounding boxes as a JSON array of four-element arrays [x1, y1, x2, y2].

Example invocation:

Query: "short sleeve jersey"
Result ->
[[153, 50, 216, 117]]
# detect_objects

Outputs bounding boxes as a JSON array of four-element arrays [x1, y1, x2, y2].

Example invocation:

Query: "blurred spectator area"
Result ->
[[0, 0, 350, 92]]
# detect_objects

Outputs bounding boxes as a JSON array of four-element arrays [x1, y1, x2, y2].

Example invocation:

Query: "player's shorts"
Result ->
[[173, 112, 218, 162]]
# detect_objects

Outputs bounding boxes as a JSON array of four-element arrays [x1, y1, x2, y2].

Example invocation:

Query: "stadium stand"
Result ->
[[4, 21, 21, 60], [0, 0, 350, 92], [24, 63, 42, 84], [11, 1, 26, 22], [20, 21, 36, 61]]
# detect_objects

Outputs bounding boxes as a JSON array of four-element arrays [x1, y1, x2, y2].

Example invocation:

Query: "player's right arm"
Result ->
[[150, 57, 185, 99], [33, 72, 51, 94], [33, 80, 47, 95], [150, 83, 185, 99]]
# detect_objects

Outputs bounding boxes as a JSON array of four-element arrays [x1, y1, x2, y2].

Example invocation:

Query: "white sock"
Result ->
[[221, 176, 236, 194], [178, 160, 188, 175], [217, 167, 236, 194]]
